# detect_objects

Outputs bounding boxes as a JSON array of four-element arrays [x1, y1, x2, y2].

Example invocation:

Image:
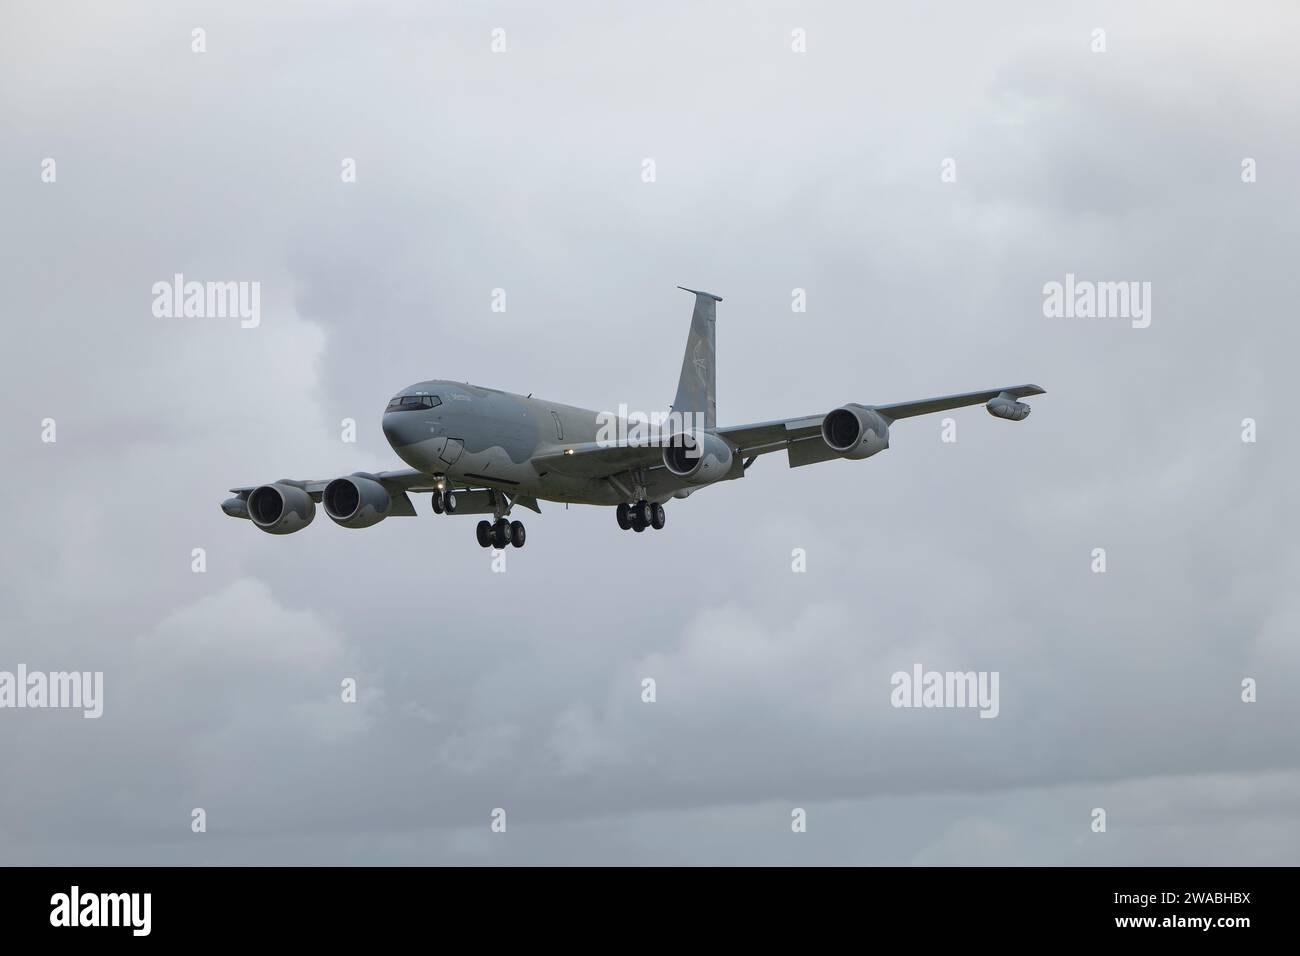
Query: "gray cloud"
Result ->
[[2, 0, 1298, 864]]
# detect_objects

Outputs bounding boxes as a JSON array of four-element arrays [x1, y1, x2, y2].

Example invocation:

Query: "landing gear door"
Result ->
[[440, 438, 464, 465]]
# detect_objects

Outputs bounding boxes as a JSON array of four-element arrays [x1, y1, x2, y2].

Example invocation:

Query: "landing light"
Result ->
[[564, 448, 575, 456]]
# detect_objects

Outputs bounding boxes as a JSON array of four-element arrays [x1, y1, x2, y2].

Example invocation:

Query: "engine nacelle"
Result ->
[[662, 431, 734, 485], [821, 404, 890, 460], [247, 481, 316, 534], [323, 476, 392, 529], [986, 396, 1031, 421]]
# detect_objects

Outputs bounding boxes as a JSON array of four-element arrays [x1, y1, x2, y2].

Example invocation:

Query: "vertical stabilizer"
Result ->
[[672, 286, 722, 430]]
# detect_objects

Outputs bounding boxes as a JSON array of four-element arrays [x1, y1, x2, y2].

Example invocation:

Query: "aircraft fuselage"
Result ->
[[381, 380, 686, 506]]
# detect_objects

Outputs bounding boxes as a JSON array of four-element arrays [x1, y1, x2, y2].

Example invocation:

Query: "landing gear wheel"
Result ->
[[650, 502, 666, 530], [431, 490, 445, 514], [476, 520, 492, 548], [632, 516, 647, 532], [443, 491, 458, 514], [616, 502, 632, 530], [510, 520, 526, 548], [492, 518, 510, 549], [635, 500, 652, 525]]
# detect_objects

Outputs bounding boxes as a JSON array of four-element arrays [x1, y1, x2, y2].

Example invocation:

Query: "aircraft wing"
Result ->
[[227, 468, 438, 498], [718, 384, 1045, 457], [714, 415, 825, 454], [872, 384, 1045, 421], [227, 468, 540, 517], [226, 468, 443, 517], [529, 383, 1044, 479], [531, 442, 663, 478]]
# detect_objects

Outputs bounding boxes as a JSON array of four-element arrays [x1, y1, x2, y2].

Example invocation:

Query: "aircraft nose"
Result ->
[[382, 412, 420, 448]]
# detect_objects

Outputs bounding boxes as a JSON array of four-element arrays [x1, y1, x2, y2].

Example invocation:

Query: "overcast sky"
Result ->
[[2, 0, 1298, 865]]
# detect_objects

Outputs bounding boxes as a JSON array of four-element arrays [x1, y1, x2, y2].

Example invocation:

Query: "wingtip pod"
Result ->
[[987, 391, 1033, 421], [676, 285, 722, 302]]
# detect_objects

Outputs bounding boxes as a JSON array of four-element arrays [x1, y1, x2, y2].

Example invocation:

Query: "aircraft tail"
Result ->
[[672, 286, 721, 430]]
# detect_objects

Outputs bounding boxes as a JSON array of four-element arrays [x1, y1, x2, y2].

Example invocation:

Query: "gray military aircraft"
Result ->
[[222, 287, 1045, 548]]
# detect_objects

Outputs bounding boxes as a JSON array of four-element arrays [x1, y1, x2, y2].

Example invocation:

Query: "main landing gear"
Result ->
[[433, 483, 526, 547], [477, 518, 525, 549], [468, 488, 526, 549], [616, 500, 665, 533]]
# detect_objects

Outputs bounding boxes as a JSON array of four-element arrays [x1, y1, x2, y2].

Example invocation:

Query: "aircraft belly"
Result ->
[[450, 446, 529, 487]]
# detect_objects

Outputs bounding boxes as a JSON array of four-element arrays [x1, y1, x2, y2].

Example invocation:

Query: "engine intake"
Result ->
[[821, 404, 889, 460], [323, 476, 392, 529], [247, 481, 316, 534], [662, 432, 734, 485]]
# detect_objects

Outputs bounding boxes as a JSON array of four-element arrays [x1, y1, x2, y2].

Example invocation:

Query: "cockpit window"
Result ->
[[386, 395, 441, 411]]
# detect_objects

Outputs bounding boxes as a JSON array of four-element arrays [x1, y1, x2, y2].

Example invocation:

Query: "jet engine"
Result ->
[[662, 432, 734, 485], [322, 475, 392, 529], [821, 404, 890, 460], [247, 481, 316, 534]]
